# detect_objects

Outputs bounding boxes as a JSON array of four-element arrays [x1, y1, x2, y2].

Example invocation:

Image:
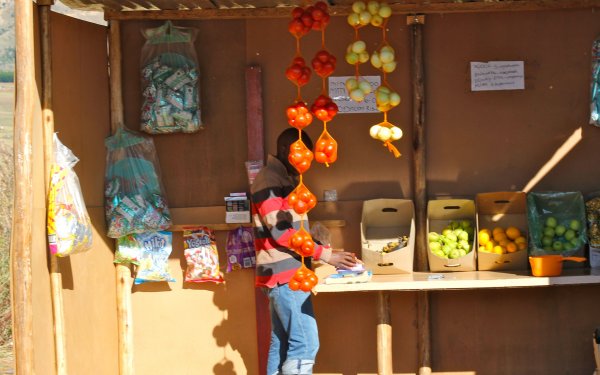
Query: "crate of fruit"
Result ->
[[427, 199, 477, 272], [476, 192, 529, 271], [526, 191, 587, 262]]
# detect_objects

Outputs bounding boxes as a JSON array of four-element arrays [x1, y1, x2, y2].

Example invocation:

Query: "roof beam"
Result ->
[[104, 0, 600, 20]]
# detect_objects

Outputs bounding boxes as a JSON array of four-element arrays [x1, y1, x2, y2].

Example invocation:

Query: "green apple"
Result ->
[[347, 13, 360, 27], [370, 14, 383, 27], [460, 220, 472, 229], [458, 249, 467, 257], [543, 227, 555, 238], [570, 238, 581, 248], [569, 219, 582, 232], [378, 4, 392, 18], [345, 52, 359, 65], [433, 249, 446, 258], [442, 228, 452, 237], [459, 240, 470, 251], [358, 11, 372, 25], [442, 244, 452, 255], [352, 1, 366, 13], [370, 52, 382, 68], [552, 241, 563, 251], [464, 226, 474, 238], [542, 236, 553, 247], [445, 233, 458, 243], [564, 229, 576, 241], [458, 231, 469, 242], [545, 216, 558, 228], [449, 249, 460, 259], [429, 241, 442, 252], [352, 40, 367, 54], [367, 0, 380, 14], [554, 225, 566, 236]]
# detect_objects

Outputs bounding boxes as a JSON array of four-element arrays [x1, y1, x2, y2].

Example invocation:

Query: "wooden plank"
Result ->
[[109, 20, 123, 133], [109, 19, 134, 375], [314, 269, 600, 293], [40, 5, 68, 375], [376, 291, 392, 375], [11, 0, 35, 373], [246, 66, 264, 163], [409, 15, 432, 375], [105, 0, 600, 20]]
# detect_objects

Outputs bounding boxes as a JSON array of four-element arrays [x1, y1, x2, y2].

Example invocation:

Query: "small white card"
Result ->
[[470, 61, 525, 91], [328, 75, 381, 113]]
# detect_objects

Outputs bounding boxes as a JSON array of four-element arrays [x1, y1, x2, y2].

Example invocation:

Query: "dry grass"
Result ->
[[0, 82, 13, 373]]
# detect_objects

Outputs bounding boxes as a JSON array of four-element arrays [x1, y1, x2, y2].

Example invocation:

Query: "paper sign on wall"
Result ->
[[329, 76, 381, 113], [470, 61, 524, 91]]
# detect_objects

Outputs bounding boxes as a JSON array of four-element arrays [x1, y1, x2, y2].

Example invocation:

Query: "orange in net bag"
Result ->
[[314, 126, 338, 167], [288, 138, 314, 174], [287, 181, 317, 215]]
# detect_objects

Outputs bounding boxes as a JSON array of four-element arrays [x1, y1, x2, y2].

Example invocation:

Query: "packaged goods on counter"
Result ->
[[225, 226, 256, 272], [183, 227, 224, 283], [134, 231, 176, 285], [140, 21, 202, 134], [47, 134, 93, 257], [104, 126, 172, 238]]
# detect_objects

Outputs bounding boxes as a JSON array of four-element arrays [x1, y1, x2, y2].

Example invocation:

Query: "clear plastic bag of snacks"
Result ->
[[104, 126, 172, 238], [140, 21, 202, 134], [47, 134, 93, 257]]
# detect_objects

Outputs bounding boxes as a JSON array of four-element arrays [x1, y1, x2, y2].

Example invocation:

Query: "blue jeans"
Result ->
[[264, 284, 319, 375]]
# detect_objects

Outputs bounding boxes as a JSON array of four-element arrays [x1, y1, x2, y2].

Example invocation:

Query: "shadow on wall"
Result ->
[[212, 268, 259, 375]]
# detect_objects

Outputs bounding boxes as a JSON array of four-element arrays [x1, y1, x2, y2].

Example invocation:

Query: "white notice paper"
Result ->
[[470, 61, 524, 91], [328, 76, 381, 113]]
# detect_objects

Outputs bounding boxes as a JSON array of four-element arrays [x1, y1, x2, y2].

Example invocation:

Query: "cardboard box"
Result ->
[[427, 199, 477, 272], [360, 199, 415, 274], [225, 194, 251, 223], [476, 191, 528, 271]]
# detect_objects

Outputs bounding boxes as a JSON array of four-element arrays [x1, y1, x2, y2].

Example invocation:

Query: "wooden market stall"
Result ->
[[11, 0, 600, 374]]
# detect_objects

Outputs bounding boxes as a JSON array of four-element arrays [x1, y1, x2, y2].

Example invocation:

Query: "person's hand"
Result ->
[[327, 250, 360, 270]]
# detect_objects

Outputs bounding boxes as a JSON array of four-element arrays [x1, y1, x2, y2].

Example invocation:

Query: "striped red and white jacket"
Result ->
[[250, 155, 331, 288]]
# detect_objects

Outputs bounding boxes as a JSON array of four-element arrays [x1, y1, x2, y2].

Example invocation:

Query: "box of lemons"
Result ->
[[475, 192, 529, 271], [361, 199, 415, 275], [427, 199, 477, 272], [526, 191, 587, 265]]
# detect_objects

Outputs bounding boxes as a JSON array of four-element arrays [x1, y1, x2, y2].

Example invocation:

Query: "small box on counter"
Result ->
[[360, 199, 415, 275], [225, 193, 251, 224], [427, 199, 477, 272], [476, 191, 529, 271]]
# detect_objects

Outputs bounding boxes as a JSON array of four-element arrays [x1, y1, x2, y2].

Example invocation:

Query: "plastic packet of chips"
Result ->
[[134, 231, 176, 284], [225, 226, 256, 272], [183, 227, 224, 283], [115, 234, 141, 265]]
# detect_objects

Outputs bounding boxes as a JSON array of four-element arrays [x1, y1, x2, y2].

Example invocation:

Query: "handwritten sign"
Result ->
[[470, 61, 524, 91], [328, 76, 381, 113]]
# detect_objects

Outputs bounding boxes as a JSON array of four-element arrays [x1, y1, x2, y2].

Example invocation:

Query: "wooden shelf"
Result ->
[[168, 219, 346, 232], [314, 268, 600, 293]]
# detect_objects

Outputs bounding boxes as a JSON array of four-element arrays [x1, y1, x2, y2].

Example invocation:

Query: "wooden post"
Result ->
[[245, 65, 269, 375], [376, 291, 392, 375], [40, 4, 69, 374], [109, 19, 135, 375], [11, 0, 35, 373], [408, 14, 432, 375]]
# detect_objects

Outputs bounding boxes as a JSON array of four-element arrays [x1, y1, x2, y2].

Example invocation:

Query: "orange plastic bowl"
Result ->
[[529, 255, 586, 277]]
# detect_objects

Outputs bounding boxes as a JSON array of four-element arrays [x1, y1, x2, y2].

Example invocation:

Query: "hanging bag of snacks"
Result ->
[[140, 20, 202, 134], [104, 126, 172, 238], [47, 133, 93, 256]]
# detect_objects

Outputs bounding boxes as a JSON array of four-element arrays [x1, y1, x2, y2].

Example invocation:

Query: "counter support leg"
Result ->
[[377, 290, 392, 375]]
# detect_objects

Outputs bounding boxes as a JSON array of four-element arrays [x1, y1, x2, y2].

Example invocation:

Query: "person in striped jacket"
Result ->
[[251, 128, 357, 375]]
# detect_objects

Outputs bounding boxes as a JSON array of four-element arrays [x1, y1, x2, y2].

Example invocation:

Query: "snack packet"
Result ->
[[183, 227, 224, 283], [225, 226, 256, 272], [134, 231, 176, 284]]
